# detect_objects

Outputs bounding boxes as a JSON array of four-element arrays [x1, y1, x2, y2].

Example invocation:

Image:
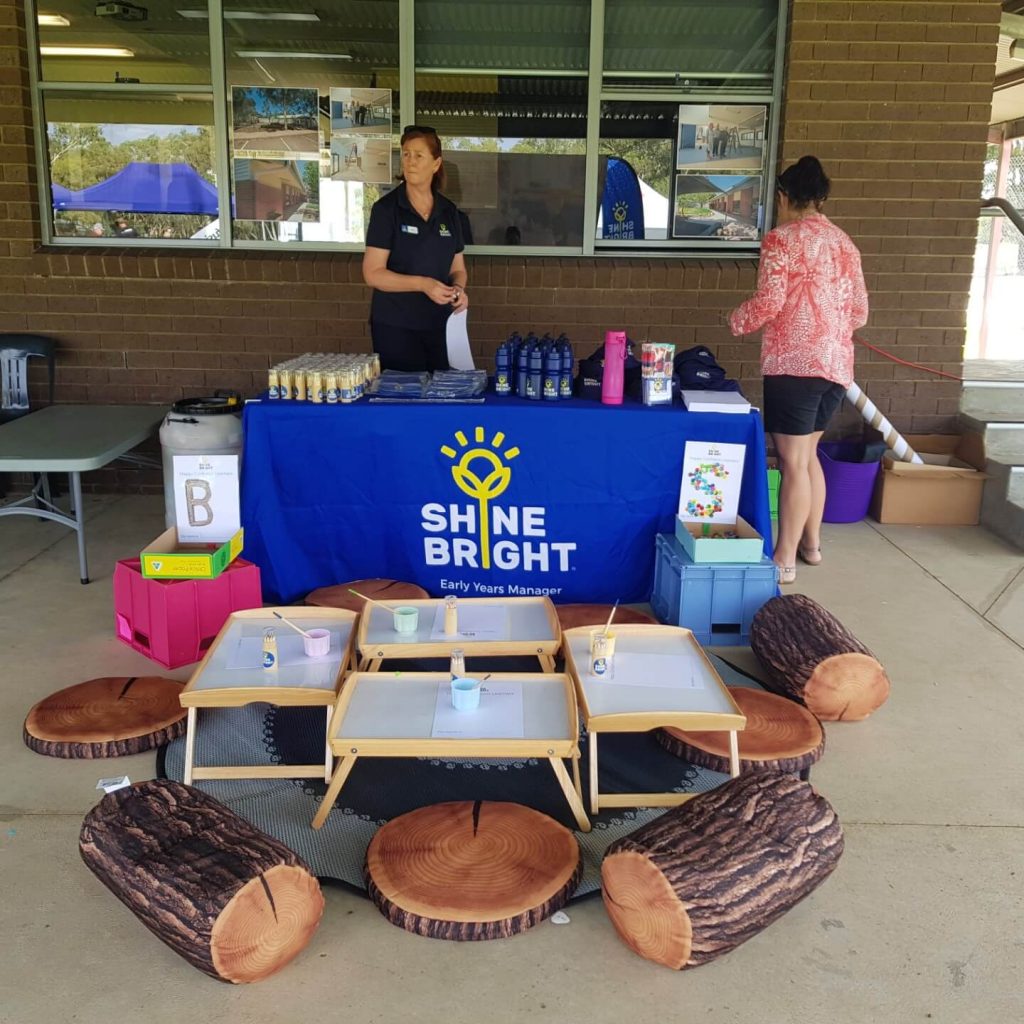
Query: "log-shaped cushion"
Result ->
[[304, 578, 429, 611], [750, 594, 890, 721], [601, 770, 843, 969], [80, 780, 324, 983], [656, 686, 824, 775], [24, 676, 186, 758], [555, 603, 658, 632], [365, 801, 581, 941]]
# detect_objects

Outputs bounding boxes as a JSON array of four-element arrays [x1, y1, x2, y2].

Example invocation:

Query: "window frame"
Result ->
[[27, 0, 787, 257]]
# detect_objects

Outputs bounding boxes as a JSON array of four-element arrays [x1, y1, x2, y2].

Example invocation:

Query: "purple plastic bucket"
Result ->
[[818, 442, 881, 524]]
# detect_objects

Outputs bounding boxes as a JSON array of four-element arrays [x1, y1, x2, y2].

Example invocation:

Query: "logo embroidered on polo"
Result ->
[[439, 223, 451, 237]]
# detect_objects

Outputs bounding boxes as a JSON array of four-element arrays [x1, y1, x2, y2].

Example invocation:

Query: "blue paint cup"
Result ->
[[451, 676, 481, 712]]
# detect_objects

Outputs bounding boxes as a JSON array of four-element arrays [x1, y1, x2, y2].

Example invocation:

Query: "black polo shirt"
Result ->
[[366, 183, 465, 330]]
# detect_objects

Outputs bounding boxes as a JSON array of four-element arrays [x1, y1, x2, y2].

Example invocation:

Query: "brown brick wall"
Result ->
[[0, 0, 1002, 493]]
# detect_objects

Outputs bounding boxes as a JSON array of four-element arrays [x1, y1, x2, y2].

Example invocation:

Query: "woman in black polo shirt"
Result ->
[[362, 126, 468, 371]]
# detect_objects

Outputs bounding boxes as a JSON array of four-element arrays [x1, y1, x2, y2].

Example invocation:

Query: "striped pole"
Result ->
[[845, 381, 923, 464]]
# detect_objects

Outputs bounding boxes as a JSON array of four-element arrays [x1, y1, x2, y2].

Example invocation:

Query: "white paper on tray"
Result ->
[[227, 633, 342, 687], [678, 440, 747, 525], [430, 680, 526, 739], [597, 652, 705, 690], [429, 603, 509, 641]]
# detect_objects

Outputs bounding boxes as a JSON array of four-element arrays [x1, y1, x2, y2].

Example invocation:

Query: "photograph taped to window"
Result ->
[[47, 121, 217, 240], [330, 136, 392, 183], [677, 105, 766, 173], [233, 158, 320, 223], [673, 174, 763, 241], [330, 88, 392, 135], [231, 87, 321, 158]]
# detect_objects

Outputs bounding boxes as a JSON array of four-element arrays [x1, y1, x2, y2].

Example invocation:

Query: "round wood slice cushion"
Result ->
[[556, 603, 658, 632], [304, 578, 429, 612], [656, 687, 825, 775], [365, 801, 582, 940], [24, 676, 187, 759]]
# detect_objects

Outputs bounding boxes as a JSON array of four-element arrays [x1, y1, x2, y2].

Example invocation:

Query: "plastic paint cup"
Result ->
[[393, 606, 419, 634], [302, 628, 331, 658], [589, 629, 616, 660], [451, 676, 481, 712]]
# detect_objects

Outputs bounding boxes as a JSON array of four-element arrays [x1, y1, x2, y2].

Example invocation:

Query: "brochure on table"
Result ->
[[678, 440, 746, 525], [431, 680, 526, 739], [173, 454, 241, 544]]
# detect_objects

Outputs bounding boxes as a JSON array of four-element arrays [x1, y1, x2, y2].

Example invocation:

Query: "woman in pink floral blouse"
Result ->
[[729, 157, 868, 584]]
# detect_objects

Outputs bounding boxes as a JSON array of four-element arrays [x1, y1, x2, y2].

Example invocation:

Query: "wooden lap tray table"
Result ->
[[356, 596, 561, 672], [312, 671, 590, 833], [0, 404, 165, 583], [562, 624, 747, 815], [179, 607, 357, 784]]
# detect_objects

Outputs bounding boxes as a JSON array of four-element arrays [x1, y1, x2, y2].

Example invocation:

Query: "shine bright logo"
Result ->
[[420, 427, 576, 588], [613, 200, 628, 224]]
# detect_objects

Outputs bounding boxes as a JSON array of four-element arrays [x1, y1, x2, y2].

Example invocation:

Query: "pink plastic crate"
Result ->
[[113, 558, 262, 669]]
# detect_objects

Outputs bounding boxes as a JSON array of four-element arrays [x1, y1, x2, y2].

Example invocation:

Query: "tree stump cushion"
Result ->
[[555, 603, 658, 632], [601, 770, 844, 969], [304, 577, 429, 612], [24, 676, 187, 759], [80, 779, 324, 983], [750, 594, 891, 721], [365, 801, 581, 940], [657, 686, 825, 775]]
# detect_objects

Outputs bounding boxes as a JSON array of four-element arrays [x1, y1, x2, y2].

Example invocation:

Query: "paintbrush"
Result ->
[[272, 610, 313, 639], [602, 599, 619, 637]]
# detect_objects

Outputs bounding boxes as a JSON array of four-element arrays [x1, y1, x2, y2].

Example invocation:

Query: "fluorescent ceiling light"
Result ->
[[178, 9, 320, 19], [40, 45, 135, 57], [235, 50, 351, 60], [37, 14, 71, 26]]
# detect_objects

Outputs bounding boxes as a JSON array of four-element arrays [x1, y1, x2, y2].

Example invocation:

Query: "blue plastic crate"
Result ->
[[650, 533, 778, 646]]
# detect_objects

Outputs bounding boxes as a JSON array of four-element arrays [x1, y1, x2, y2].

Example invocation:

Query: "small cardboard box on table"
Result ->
[[870, 432, 987, 526]]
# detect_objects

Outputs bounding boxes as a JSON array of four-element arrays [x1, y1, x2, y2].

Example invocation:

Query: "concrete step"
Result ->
[[980, 458, 1024, 551], [960, 414, 1024, 464], [960, 382, 1024, 422]]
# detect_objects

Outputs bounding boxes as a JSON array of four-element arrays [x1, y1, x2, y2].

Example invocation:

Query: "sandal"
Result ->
[[776, 564, 797, 585], [798, 546, 822, 566]]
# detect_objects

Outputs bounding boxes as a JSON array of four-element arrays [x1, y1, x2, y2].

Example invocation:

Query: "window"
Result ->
[[28, 0, 784, 254]]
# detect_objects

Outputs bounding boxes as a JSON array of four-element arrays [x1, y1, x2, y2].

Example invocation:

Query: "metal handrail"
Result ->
[[981, 197, 1024, 237]]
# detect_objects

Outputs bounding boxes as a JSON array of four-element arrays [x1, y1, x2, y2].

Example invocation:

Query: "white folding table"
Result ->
[[0, 404, 166, 583]]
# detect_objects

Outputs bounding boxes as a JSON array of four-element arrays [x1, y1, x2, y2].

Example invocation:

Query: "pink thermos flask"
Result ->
[[601, 330, 626, 405]]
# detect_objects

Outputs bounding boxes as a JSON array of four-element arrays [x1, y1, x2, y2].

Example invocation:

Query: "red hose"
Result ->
[[854, 335, 962, 382]]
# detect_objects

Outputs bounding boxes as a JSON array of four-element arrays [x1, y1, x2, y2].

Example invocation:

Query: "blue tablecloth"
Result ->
[[241, 394, 772, 604]]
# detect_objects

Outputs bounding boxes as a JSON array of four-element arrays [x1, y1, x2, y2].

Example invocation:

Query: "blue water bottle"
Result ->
[[543, 345, 561, 401], [527, 345, 543, 400], [494, 340, 511, 395], [558, 336, 574, 399], [517, 340, 532, 398]]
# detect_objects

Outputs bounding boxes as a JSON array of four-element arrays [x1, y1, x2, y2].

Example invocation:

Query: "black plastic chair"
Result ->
[[0, 334, 59, 501]]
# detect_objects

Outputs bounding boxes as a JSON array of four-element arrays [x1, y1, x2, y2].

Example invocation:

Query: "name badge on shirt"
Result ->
[[401, 224, 419, 235]]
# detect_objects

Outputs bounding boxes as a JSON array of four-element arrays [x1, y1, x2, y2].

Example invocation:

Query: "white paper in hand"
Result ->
[[446, 309, 475, 370]]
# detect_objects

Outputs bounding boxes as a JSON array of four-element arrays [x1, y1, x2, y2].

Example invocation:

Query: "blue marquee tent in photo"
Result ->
[[58, 162, 217, 214], [51, 182, 74, 208]]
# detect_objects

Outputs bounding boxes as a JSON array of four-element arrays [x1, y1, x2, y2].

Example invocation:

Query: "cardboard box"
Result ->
[[869, 433, 987, 526], [674, 515, 766, 563], [140, 527, 244, 579]]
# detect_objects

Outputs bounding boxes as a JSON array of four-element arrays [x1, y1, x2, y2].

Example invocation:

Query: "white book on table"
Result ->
[[681, 390, 751, 414]]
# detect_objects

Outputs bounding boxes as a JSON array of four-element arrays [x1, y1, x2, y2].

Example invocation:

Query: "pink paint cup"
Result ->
[[303, 628, 331, 658]]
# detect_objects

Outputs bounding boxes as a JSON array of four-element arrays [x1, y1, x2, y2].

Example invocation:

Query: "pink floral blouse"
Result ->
[[729, 213, 868, 388]]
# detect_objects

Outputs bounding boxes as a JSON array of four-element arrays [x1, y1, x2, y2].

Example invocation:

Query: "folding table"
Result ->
[[0, 404, 165, 583]]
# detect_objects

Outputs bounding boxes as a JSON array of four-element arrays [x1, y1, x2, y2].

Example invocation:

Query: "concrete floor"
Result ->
[[2, 495, 1023, 1024]]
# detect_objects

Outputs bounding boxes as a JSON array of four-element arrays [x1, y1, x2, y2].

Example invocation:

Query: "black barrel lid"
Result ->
[[171, 391, 242, 416]]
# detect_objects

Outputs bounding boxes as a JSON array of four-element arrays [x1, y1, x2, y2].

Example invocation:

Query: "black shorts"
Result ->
[[763, 375, 846, 436]]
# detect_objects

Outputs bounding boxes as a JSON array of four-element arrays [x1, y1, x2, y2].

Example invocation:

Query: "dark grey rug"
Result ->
[[159, 654, 762, 900]]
